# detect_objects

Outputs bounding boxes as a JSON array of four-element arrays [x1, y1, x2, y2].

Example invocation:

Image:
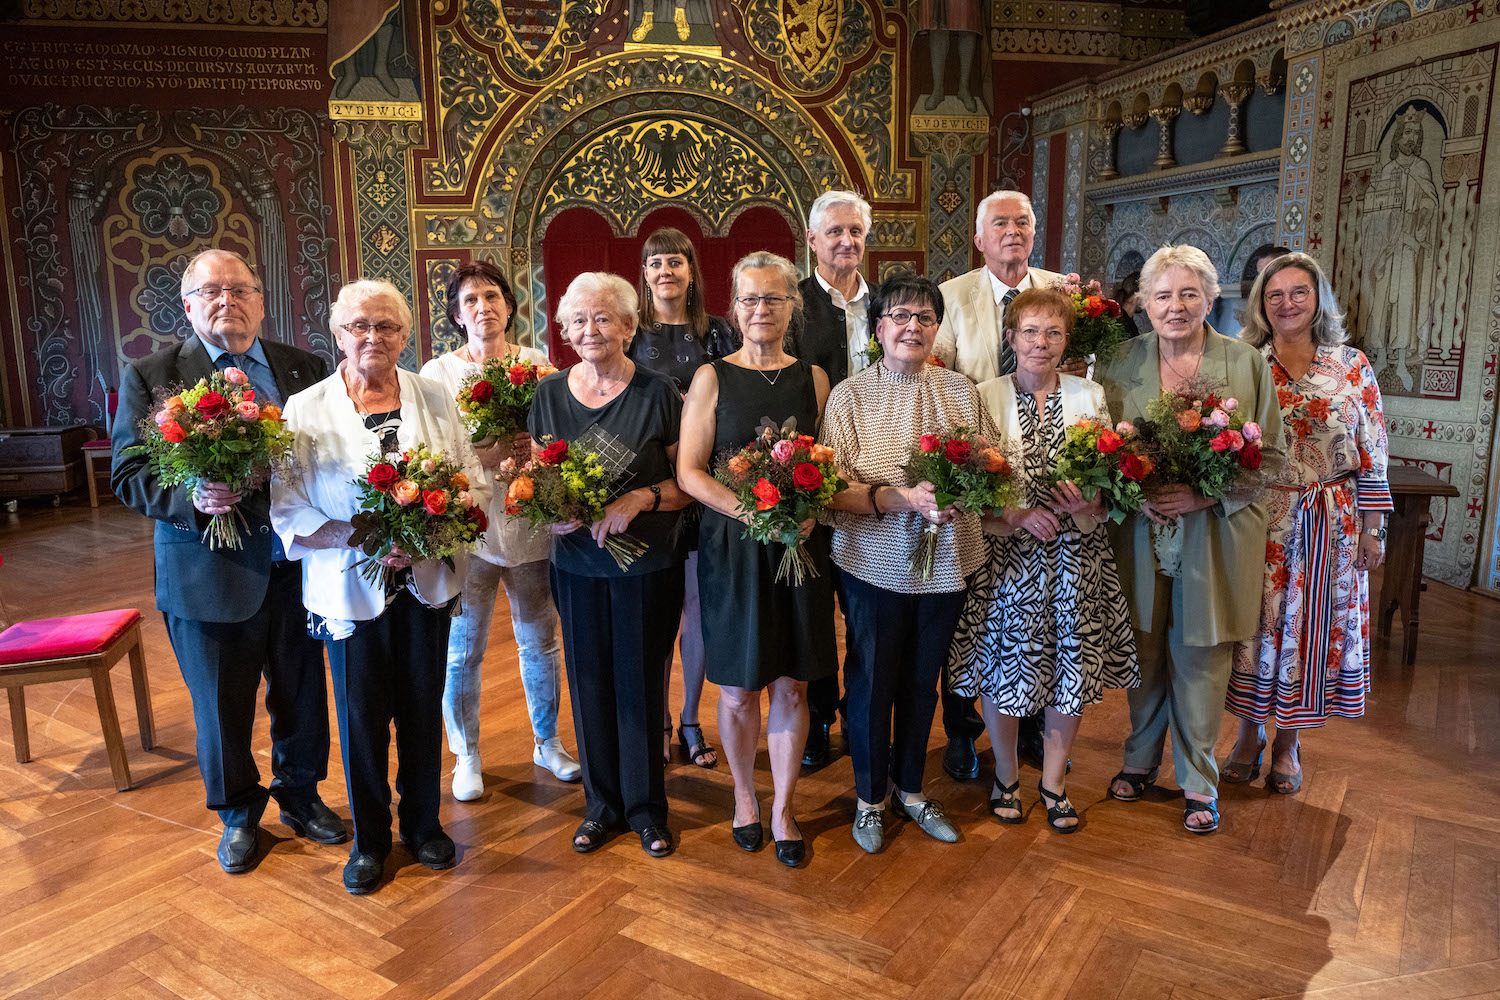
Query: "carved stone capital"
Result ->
[[1185, 92, 1215, 116], [1122, 110, 1149, 130], [1149, 105, 1182, 125], [1220, 82, 1254, 107]]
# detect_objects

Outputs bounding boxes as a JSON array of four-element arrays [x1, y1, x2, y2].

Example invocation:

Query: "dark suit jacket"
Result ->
[[788, 275, 853, 387], [111, 335, 328, 624]]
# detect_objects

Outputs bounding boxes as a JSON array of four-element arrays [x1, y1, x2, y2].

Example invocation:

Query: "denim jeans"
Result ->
[[443, 557, 563, 755]]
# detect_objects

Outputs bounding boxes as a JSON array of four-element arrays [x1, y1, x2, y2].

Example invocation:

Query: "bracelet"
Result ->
[[868, 483, 885, 520], [648, 485, 662, 512]]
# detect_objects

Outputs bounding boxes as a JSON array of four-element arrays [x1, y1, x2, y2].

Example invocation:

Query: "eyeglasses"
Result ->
[[882, 309, 939, 328], [1015, 328, 1066, 344], [187, 284, 262, 301], [1264, 287, 1314, 306], [340, 320, 406, 337], [735, 294, 790, 310]]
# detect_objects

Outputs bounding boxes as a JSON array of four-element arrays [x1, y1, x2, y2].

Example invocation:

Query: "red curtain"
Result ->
[[540, 205, 797, 364]]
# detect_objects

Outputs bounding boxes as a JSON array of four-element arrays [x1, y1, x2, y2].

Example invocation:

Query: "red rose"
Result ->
[[1084, 295, 1106, 318], [1210, 430, 1234, 452], [944, 439, 971, 464], [507, 365, 528, 386], [751, 477, 781, 511], [792, 462, 823, 491], [1120, 453, 1148, 481], [1104, 298, 1122, 317], [538, 440, 569, 465], [367, 463, 399, 491], [1203, 393, 1219, 409], [194, 390, 230, 418], [160, 420, 186, 444], [1096, 430, 1123, 454], [920, 433, 940, 453], [469, 380, 494, 403], [1238, 444, 1263, 470], [422, 489, 448, 515], [471, 506, 489, 532]]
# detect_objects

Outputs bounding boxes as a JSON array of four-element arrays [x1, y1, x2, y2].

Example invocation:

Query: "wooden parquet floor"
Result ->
[[1, 496, 1498, 1000]]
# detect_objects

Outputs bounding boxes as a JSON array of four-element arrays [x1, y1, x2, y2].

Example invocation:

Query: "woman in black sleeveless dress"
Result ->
[[678, 252, 836, 868]]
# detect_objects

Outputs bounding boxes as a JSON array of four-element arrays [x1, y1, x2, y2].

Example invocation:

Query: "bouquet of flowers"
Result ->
[[499, 437, 649, 571], [714, 417, 846, 586], [126, 367, 293, 550], [1139, 383, 1267, 573], [1054, 273, 1131, 365], [455, 354, 558, 447], [1050, 417, 1155, 523], [347, 444, 487, 589], [899, 427, 1017, 578]]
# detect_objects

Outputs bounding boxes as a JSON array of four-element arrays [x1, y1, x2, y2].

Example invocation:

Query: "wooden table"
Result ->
[[1379, 466, 1460, 664]]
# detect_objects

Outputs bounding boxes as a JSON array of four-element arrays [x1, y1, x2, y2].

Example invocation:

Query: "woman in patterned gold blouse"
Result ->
[[819, 273, 999, 854]]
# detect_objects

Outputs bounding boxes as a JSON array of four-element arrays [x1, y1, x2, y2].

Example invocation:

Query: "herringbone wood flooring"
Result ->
[[1, 496, 1497, 999]]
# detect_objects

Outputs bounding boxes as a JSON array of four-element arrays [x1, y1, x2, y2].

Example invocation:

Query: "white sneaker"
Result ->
[[534, 736, 582, 782], [451, 754, 483, 801]]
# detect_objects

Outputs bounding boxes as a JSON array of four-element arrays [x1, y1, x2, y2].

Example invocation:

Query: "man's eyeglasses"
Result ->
[[882, 309, 939, 328], [187, 284, 262, 301], [1264, 287, 1313, 306], [340, 321, 406, 337], [734, 294, 790, 309]]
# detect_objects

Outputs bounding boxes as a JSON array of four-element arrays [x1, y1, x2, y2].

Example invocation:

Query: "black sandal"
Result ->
[[1038, 781, 1080, 834], [639, 825, 674, 858], [572, 819, 614, 854], [1107, 766, 1159, 802], [1183, 799, 1219, 835], [989, 777, 1025, 825], [678, 720, 718, 769]]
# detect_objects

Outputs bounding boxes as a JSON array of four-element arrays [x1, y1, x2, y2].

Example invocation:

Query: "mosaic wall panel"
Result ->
[[1059, 127, 1086, 274], [1031, 134, 1050, 267], [927, 157, 974, 284]]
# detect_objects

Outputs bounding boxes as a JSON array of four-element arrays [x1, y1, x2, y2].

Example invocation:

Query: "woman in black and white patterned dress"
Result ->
[[948, 287, 1138, 833]]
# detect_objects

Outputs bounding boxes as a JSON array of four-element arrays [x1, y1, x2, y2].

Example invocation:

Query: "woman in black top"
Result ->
[[529, 271, 692, 859], [627, 227, 737, 773], [678, 252, 836, 868]]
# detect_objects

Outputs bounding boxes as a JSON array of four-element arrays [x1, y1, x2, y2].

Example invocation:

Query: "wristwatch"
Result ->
[[1365, 525, 1386, 541], [648, 485, 662, 512]]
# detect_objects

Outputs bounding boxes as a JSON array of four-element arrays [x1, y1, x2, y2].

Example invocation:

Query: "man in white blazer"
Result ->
[[933, 190, 1063, 383]]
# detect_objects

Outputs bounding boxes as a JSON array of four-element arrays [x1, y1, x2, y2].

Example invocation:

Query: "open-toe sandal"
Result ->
[[639, 825, 674, 858], [678, 720, 718, 769], [1183, 799, 1220, 835], [1107, 766, 1159, 802], [1038, 781, 1080, 834], [572, 819, 614, 854], [1267, 745, 1303, 794], [1221, 742, 1266, 784], [989, 778, 1025, 825]]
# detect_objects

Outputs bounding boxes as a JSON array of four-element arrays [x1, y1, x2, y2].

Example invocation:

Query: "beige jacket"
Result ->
[[932, 265, 1064, 384]]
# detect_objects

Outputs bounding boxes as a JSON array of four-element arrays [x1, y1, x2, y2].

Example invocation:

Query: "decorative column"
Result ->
[[1150, 104, 1181, 170], [1097, 120, 1122, 180], [1217, 83, 1254, 157], [249, 166, 294, 347], [911, 110, 991, 283]]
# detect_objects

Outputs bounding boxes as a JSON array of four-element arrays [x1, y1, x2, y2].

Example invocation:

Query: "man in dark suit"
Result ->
[[112, 248, 343, 874]]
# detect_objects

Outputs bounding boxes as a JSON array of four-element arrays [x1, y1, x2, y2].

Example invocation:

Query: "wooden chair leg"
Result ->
[[126, 631, 155, 750], [90, 666, 132, 792], [6, 686, 29, 763], [85, 452, 101, 508]]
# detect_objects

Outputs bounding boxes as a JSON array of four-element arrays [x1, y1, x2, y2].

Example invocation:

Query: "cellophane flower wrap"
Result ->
[[455, 354, 558, 446], [1050, 417, 1155, 524], [497, 437, 648, 571], [1139, 381, 1269, 574], [125, 367, 294, 550], [347, 444, 487, 589], [713, 417, 846, 586], [899, 426, 1017, 579], [1054, 273, 1130, 365]]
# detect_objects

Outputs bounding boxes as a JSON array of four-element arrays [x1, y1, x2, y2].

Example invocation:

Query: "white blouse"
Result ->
[[420, 348, 551, 568], [270, 365, 491, 623]]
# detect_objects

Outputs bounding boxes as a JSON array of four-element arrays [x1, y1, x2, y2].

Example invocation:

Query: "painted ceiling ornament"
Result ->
[[463, 0, 607, 80], [743, 0, 872, 92], [636, 123, 706, 196], [127, 153, 225, 245], [783, 0, 841, 75]]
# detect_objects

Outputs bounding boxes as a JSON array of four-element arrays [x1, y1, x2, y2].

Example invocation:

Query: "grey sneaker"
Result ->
[[852, 805, 885, 854], [891, 791, 959, 843]]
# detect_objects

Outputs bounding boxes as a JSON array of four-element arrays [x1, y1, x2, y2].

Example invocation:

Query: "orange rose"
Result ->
[[259, 403, 282, 422], [450, 472, 470, 491], [392, 479, 420, 506], [422, 489, 448, 516], [164, 395, 186, 413], [1176, 409, 1202, 432], [507, 476, 534, 501], [979, 449, 1007, 474], [809, 444, 835, 463], [727, 454, 751, 477]]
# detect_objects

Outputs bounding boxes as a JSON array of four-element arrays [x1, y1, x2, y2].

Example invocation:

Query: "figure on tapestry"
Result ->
[[629, 0, 717, 45], [1358, 106, 1441, 390], [915, 0, 985, 113], [333, 5, 420, 102]]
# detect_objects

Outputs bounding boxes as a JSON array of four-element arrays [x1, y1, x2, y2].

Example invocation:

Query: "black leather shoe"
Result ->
[[343, 852, 384, 894], [217, 826, 259, 874], [731, 808, 764, 853], [943, 735, 979, 781], [403, 832, 457, 870], [774, 838, 806, 868], [802, 720, 832, 768], [279, 799, 349, 845]]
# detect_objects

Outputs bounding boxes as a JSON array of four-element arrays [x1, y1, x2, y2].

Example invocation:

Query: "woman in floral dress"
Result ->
[[1223, 253, 1391, 794]]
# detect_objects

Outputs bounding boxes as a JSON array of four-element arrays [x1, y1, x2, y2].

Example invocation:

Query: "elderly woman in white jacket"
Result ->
[[271, 279, 488, 896], [947, 286, 1138, 834]]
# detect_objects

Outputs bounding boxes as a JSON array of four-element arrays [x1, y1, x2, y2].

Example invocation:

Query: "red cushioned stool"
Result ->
[[0, 608, 155, 791]]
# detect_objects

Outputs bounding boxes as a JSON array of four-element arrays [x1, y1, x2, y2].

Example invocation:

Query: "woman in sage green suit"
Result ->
[[1095, 245, 1285, 835]]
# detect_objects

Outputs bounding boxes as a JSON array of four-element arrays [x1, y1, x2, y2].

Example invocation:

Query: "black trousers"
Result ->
[[162, 560, 330, 828], [552, 563, 683, 833], [326, 590, 453, 858], [841, 573, 967, 804]]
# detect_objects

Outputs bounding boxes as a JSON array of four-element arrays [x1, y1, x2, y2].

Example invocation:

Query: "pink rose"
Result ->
[[222, 367, 249, 386], [771, 439, 796, 463], [420, 458, 437, 474], [1225, 430, 1244, 451], [1207, 408, 1230, 428], [1115, 421, 1136, 436], [499, 456, 516, 472], [235, 401, 260, 421], [1242, 421, 1261, 442], [1222, 397, 1239, 411], [458, 490, 475, 508], [1065, 272, 1081, 284]]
